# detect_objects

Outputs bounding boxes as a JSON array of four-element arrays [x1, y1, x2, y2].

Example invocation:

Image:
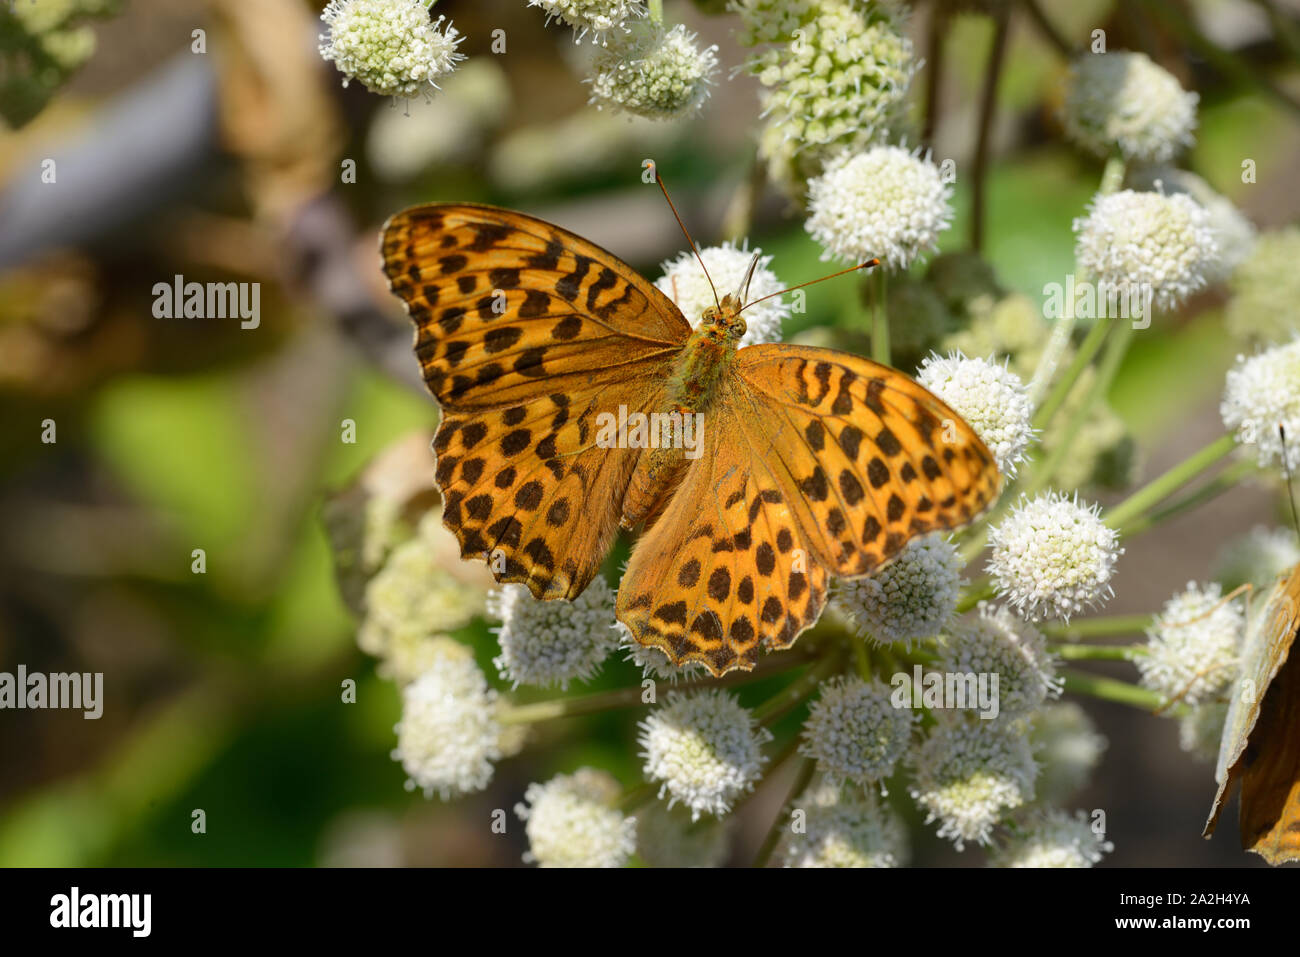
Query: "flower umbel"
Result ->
[[1073, 189, 1217, 314], [488, 578, 622, 689], [528, 0, 642, 44], [1221, 338, 1300, 472], [638, 689, 772, 819], [838, 532, 963, 644], [391, 638, 509, 799], [1062, 51, 1198, 164], [916, 352, 1034, 476], [937, 604, 1061, 720], [987, 492, 1123, 623], [589, 22, 718, 120], [799, 676, 914, 786], [1137, 581, 1242, 707], [319, 0, 464, 98], [781, 778, 909, 868], [806, 145, 953, 270], [990, 808, 1114, 868], [514, 768, 637, 867]]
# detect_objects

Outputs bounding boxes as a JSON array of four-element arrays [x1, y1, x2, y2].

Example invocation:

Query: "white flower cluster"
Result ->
[[1030, 702, 1107, 803], [987, 492, 1123, 622], [734, 0, 916, 190], [910, 714, 1037, 850], [638, 690, 771, 819], [391, 638, 508, 799], [781, 778, 909, 868], [1213, 525, 1300, 592], [989, 808, 1114, 868], [938, 604, 1061, 720], [528, 0, 642, 43], [1127, 166, 1255, 284], [1221, 339, 1300, 472], [1062, 51, 1198, 164], [1073, 189, 1218, 313], [1137, 581, 1242, 707], [838, 532, 963, 643], [319, 0, 463, 98], [799, 676, 913, 786], [589, 23, 718, 120], [916, 353, 1034, 476], [806, 146, 953, 271], [514, 768, 637, 867], [488, 578, 621, 689], [655, 241, 790, 347]]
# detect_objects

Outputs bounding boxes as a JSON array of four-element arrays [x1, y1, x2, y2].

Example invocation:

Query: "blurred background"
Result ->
[[1, 0, 1298, 866]]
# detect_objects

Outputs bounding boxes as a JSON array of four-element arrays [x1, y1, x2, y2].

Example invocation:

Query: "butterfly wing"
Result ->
[[382, 203, 690, 599], [616, 345, 1002, 676], [1205, 565, 1300, 864]]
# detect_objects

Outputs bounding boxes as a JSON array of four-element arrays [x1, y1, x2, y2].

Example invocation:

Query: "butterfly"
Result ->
[[1204, 562, 1300, 865], [380, 202, 1002, 676]]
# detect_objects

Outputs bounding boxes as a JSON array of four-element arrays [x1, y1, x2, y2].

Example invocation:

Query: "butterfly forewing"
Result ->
[[616, 345, 1002, 676], [382, 204, 690, 599]]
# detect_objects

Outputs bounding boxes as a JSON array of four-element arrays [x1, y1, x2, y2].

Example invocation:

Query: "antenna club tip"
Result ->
[[859, 258, 881, 270]]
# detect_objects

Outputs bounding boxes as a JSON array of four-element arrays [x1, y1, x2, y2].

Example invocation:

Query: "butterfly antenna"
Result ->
[[655, 171, 719, 310], [1280, 425, 1300, 538], [738, 251, 762, 303], [738, 258, 881, 315]]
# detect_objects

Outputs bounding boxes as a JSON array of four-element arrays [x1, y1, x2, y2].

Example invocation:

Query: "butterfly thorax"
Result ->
[[666, 295, 747, 414]]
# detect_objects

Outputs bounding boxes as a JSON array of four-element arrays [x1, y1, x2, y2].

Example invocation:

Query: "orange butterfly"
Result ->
[[1204, 562, 1300, 865], [380, 202, 1002, 676]]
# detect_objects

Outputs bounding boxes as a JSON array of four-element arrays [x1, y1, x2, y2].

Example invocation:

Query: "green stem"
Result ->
[[1119, 458, 1258, 538], [752, 757, 817, 868], [1031, 315, 1109, 432], [1044, 614, 1152, 639], [1026, 318, 1134, 495], [1062, 669, 1166, 711], [1104, 433, 1238, 530], [870, 271, 889, 364], [751, 653, 843, 726], [648, 0, 664, 25], [970, 3, 1011, 253], [955, 579, 995, 612], [1051, 643, 1148, 661], [852, 634, 872, 680]]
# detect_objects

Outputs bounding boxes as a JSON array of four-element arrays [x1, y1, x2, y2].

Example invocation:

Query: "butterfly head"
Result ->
[[700, 294, 748, 344]]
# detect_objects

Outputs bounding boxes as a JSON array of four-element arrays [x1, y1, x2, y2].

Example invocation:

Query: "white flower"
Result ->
[[514, 768, 636, 867], [1137, 581, 1242, 707], [736, 0, 916, 191], [1128, 166, 1255, 284], [488, 578, 621, 689], [989, 808, 1114, 868], [589, 23, 718, 120], [391, 638, 508, 799], [1225, 226, 1300, 344], [1062, 51, 1198, 164], [910, 714, 1037, 851], [799, 676, 914, 786], [528, 0, 642, 43], [358, 529, 487, 658], [638, 689, 771, 819], [1030, 702, 1108, 803], [938, 604, 1061, 720], [838, 533, 962, 643], [1073, 189, 1217, 313], [1213, 525, 1300, 592], [655, 240, 790, 347], [634, 802, 732, 868], [987, 492, 1123, 623], [805, 145, 953, 270], [916, 352, 1035, 476], [1179, 700, 1228, 763], [1221, 339, 1300, 472], [319, 0, 463, 98], [781, 778, 909, 868]]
